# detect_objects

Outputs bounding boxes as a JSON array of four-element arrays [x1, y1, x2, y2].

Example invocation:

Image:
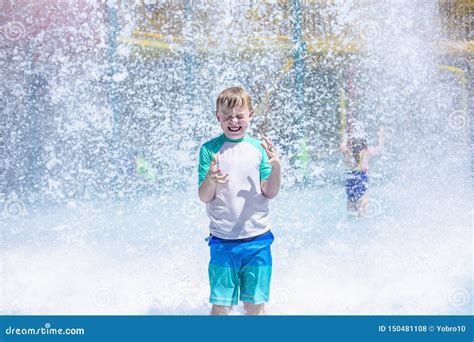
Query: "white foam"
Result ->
[[1, 179, 471, 315]]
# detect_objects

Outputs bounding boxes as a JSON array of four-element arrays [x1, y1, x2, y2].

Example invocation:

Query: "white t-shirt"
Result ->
[[198, 134, 272, 239]]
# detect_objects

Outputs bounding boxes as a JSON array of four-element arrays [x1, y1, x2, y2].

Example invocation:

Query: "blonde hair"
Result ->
[[216, 86, 253, 113]]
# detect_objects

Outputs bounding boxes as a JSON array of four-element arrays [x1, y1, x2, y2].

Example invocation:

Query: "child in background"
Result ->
[[340, 127, 384, 216]]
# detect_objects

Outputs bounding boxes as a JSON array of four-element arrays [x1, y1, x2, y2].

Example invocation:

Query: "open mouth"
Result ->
[[228, 126, 241, 132]]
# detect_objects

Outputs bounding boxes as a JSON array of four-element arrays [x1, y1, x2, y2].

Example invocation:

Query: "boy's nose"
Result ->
[[230, 117, 239, 123]]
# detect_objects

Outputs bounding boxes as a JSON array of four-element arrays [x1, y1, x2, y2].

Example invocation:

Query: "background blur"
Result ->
[[1, 0, 471, 204]]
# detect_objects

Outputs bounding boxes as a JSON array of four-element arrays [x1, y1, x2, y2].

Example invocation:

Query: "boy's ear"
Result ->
[[216, 111, 220, 122], [249, 110, 254, 118]]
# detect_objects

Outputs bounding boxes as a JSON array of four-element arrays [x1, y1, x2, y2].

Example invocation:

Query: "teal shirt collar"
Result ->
[[223, 134, 245, 143]]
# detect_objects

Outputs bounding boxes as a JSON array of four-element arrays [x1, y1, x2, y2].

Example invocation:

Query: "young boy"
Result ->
[[198, 86, 281, 315]]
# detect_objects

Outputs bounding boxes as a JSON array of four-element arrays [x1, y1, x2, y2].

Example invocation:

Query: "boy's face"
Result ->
[[216, 105, 253, 140]]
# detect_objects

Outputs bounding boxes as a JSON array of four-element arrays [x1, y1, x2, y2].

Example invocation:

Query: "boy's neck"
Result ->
[[223, 134, 245, 143]]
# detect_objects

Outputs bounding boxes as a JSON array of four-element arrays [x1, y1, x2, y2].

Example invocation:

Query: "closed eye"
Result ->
[[223, 115, 245, 121]]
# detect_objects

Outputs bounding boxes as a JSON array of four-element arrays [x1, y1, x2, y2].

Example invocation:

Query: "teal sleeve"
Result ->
[[259, 144, 273, 181], [198, 135, 226, 186], [198, 144, 213, 186]]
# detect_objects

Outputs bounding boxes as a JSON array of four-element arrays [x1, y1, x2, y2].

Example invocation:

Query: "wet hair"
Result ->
[[351, 138, 368, 166], [216, 86, 253, 112]]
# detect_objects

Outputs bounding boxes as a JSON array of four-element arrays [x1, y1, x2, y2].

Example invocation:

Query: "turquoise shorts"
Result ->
[[207, 230, 274, 306]]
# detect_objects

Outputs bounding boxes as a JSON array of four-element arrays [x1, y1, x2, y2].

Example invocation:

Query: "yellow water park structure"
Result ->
[[121, 0, 473, 55], [102, 0, 472, 155], [117, 0, 472, 106]]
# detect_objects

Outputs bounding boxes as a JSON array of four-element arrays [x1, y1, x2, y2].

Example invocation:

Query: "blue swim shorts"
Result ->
[[207, 230, 274, 306], [345, 170, 368, 202]]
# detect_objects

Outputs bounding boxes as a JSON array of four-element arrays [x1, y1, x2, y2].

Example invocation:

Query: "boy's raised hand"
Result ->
[[261, 137, 281, 167], [207, 154, 229, 184]]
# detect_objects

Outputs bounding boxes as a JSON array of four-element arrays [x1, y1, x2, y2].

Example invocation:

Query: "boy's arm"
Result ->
[[198, 154, 228, 203], [199, 177, 216, 203], [261, 137, 281, 199], [261, 165, 281, 199], [367, 127, 385, 157]]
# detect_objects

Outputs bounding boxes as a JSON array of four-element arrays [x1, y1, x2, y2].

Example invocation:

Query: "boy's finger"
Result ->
[[263, 136, 274, 146], [264, 136, 276, 150], [215, 174, 229, 183], [215, 173, 229, 180], [263, 142, 275, 154], [261, 142, 273, 154]]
